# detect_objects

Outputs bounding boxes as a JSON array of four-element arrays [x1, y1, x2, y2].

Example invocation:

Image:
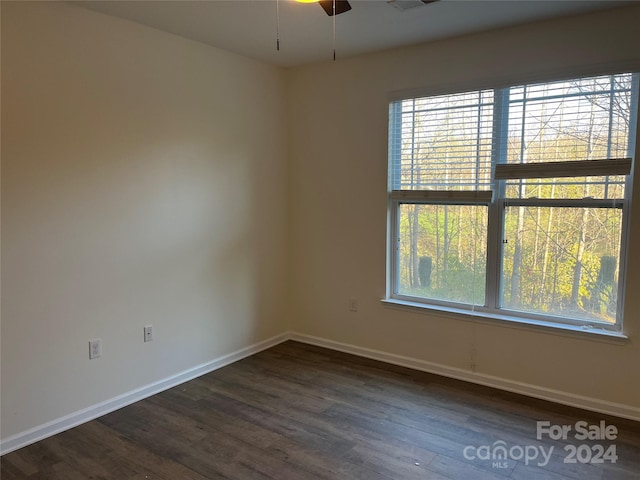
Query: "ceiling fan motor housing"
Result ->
[[319, 0, 352, 16]]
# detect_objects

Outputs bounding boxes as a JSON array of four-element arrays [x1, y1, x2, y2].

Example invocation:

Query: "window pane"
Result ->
[[397, 204, 487, 305], [501, 206, 622, 323]]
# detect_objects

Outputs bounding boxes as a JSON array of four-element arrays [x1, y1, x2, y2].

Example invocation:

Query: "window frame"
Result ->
[[387, 72, 639, 333]]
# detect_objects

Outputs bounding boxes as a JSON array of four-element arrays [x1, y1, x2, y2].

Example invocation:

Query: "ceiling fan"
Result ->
[[309, 0, 440, 17], [318, 0, 352, 16], [281, 0, 440, 59]]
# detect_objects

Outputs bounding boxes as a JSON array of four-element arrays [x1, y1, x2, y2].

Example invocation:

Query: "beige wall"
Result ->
[[1, 2, 288, 439], [287, 6, 640, 409]]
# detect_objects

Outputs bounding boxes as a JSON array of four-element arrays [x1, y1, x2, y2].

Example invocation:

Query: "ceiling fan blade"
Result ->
[[319, 0, 352, 16]]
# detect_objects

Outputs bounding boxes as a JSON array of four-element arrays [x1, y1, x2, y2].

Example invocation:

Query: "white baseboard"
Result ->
[[3, 331, 638, 456], [0, 333, 289, 456], [289, 332, 640, 422]]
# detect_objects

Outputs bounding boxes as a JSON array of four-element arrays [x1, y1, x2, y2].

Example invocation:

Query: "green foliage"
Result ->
[[398, 204, 487, 305], [398, 130, 623, 324], [399, 200, 620, 322]]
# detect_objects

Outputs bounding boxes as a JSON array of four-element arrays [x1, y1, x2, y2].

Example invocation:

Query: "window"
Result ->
[[388, 72, 639, 331]]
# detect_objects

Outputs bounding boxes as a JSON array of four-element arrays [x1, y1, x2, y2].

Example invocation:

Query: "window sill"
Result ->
[[380, 298, 629, 345]]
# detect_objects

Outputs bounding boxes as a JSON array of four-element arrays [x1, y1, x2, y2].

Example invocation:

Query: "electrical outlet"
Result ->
[[348, 297, 359, 312], [144, 325, 153, 342], [89, 339, 102, 359]]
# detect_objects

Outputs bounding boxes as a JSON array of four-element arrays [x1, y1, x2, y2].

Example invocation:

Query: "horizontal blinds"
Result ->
[[389, 89, 494, 191], [390, 72, 636, 198], [390, 190, 493, 204], [494, 158, 632, 179], [503, 198, 624, 208], [506, 74, 635, 165]]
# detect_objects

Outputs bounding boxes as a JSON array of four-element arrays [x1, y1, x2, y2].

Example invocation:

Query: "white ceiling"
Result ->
[[78, 0, 632, 67]]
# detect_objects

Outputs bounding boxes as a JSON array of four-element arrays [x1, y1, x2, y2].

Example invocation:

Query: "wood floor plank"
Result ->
[[2, 341, 638, 479]]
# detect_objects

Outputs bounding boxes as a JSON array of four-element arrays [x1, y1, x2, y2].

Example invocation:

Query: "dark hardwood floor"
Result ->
[[2, 341, 639, 479]]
